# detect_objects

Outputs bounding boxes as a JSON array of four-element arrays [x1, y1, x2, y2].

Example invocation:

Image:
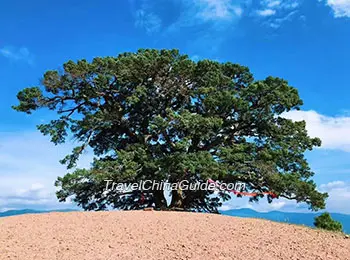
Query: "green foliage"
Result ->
[[13, 49, 328, 212], [314, 213, 343, 232]]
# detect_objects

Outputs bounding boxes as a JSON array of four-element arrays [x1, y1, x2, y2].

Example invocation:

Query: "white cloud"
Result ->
[[266, 0, 282, 8], [0, 46, 34, 64], [220, 196, 302, 213], [0, 132, 92, 211], [195, 0, 243, 21], [256, 9, 277, 16], [319, 181, 350, 214], [0, 181, 55, 208], [282, 110, 350, 152], [323, 0, 350, 18], [320, 181, 347, 190]]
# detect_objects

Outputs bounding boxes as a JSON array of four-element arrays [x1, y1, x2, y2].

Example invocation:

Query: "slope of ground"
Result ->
[[0, 211, 349, 260]]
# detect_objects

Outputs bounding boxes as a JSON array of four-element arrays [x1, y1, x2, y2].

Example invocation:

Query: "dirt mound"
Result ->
[[0, 211, 349, 260]]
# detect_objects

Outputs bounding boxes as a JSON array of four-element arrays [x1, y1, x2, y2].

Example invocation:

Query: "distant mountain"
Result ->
[[221, 208, 350, 234], [0, 209, 75, 218]]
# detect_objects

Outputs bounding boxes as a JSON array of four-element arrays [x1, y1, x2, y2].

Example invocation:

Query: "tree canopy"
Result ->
[[13, 49, 327, 213]]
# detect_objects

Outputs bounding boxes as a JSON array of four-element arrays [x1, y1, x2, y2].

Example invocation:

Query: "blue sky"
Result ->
[[0, 0, 350, 213]]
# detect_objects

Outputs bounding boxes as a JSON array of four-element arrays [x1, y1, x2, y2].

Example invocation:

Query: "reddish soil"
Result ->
[[0, 211, 349, 260]]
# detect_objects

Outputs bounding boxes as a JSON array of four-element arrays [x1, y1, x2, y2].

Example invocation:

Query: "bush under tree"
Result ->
[[314, 213, 343, 232]]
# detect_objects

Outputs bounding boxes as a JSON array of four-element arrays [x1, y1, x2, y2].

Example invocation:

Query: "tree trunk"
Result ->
[[153, 190, 167, 209], [170, 189, 184, 208]]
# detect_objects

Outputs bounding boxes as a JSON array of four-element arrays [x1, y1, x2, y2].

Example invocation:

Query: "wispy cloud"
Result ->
[[283, 110, 350, 152], [265, 0, 282, 8], [193, 0, 244, 21], [134, 9, 162, 34], [166, 0, 245, 54], [322, 0, 350, 18], [130, 0, 245, 34], [129, 0, 247, 55], [256, 9, 277, 16], [259, 0, 299, 11], [255, 0, 300, 28], [0, 46, 34, 65], [268, 10, 298, 28], [130, 0, 163, 34]]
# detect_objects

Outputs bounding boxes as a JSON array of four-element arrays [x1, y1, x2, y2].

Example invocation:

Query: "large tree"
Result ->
[[13, 49, 327, 213]]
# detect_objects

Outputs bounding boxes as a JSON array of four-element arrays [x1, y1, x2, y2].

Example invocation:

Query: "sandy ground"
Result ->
[[0, 211, 349, 260]]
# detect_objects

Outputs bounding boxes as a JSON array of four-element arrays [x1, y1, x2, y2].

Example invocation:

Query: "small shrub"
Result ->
[[314, 212, 343, 232]]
